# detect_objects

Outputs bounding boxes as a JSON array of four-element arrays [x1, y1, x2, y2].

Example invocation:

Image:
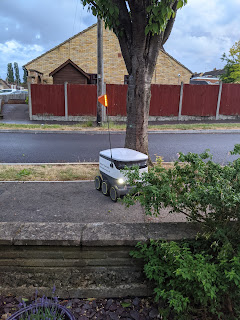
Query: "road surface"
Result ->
[[0, 131, 240, 164]]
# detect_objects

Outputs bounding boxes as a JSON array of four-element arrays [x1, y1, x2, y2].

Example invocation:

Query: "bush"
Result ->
[[124, 145, 240, 319], [25, 96, 28, 104], [124, 145, 240, 242], [131, 239, 240, 319]]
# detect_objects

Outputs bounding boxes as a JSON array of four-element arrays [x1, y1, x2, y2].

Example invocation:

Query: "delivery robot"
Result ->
[[94, 148, 148, 202]]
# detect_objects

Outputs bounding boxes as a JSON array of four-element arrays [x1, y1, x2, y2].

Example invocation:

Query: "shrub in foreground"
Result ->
[[124, 146, 240, 319]]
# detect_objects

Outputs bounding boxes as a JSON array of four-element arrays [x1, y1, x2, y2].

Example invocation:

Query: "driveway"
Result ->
[[1, 103, 29, 122]]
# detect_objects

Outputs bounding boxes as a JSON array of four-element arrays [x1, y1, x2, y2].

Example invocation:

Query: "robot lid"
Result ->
[[100, 148, 148, 162]]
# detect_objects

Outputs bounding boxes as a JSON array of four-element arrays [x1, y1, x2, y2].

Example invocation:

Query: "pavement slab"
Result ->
[[0, 181, 186, 224]]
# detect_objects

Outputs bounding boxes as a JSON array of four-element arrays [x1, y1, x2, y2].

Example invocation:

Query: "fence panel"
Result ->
[[182, 84, 219, 116], [68, 84, 97, 116], [220, 84, 240, 115], [30, 83, 240, 119], [31, 84, 65, 116], [150, 84, 180, 116], [106, 84, 127, 116]]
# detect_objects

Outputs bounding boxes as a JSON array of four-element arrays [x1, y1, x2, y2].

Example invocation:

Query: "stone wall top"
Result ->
[[0, 222, 200, 247]]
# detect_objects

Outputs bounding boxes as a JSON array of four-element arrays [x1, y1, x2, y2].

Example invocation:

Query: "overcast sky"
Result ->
[[0, 0, 239, 81]]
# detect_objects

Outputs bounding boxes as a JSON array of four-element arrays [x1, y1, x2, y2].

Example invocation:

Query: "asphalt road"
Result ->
[[0, 131, 240, 164]]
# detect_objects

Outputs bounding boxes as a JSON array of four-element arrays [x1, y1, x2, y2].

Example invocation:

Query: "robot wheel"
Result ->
[[110, 186, 118, 202], [94, 176, 102, 191]]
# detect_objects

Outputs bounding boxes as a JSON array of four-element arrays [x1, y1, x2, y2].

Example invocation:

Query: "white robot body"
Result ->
[[95, 148, 148, 201]]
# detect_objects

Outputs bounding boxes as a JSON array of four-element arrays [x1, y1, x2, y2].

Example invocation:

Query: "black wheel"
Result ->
[[102, 181, 110, 196], [110, 186, 118, 202], [95, 176, 102, 191]]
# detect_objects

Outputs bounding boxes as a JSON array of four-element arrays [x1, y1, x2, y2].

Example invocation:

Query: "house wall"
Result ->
[[25, 24, 192, 85], [53, 64, 88, 84]]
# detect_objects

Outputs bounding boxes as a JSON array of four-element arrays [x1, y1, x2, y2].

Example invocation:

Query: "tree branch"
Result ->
[[111, 0, 133, 73], [162, 0, 178, 45]]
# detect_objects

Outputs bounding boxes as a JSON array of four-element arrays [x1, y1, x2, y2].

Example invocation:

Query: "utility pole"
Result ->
[[97, 17, 104, 126]]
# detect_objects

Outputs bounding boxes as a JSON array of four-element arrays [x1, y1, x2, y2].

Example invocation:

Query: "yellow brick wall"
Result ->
[[25, 24, 191, 85]]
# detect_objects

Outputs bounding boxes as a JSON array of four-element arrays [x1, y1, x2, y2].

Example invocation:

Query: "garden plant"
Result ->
[[123, 146, 240, 319], [8, 288, 75, 320]]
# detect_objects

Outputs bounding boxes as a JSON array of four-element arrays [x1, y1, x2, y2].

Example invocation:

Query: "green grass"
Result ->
[[1, 122, 240, 132], [0, 167, 36, 181], [148, 123, 240, 130], [0, 164, 99, 181]]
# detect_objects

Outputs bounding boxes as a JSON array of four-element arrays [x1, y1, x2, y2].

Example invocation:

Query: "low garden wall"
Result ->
[[0, 93, 28, 104], [0, 222, 200, 298]]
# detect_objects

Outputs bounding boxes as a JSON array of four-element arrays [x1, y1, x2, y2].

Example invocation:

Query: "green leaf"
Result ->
[[177, 0, 184, 10], [109, 6, 114, 15], [152, 6, 159, 16], [146, 5, 152, 13], [121, 302, 131, 308], [22, 298, 29, 302], [145, 25, 151, 35], [92, 6, 97, 16]]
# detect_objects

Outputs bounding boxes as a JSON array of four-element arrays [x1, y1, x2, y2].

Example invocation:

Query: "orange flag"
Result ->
[[98, 94, 108, 107]]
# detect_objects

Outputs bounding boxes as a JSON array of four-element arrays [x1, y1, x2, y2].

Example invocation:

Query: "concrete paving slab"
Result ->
[[0, 181, 186, 224]]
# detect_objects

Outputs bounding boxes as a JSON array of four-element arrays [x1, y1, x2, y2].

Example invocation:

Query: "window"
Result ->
[[114, 160, 147, 170]]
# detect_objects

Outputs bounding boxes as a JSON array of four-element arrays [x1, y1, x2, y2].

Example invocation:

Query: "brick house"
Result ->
[[0, 79, 11, 90], [24, 23, 192, 85]]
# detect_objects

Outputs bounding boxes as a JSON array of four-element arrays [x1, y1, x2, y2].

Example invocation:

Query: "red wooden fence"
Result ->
[[31, 83, 240, 118], [150, 85, 180, 116], [68, 84, 97, 116], [106, 84, 127, 116], [220, 84, 240, 115], [182, 84, 219, 116], [31, 84, 65, 116]]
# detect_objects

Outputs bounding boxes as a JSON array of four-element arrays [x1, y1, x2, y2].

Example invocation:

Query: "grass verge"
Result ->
[[0, 162, 174, 181], [1, 122, 240, 132], [0, 122, 126, 131], [0, 164, 99, 181]]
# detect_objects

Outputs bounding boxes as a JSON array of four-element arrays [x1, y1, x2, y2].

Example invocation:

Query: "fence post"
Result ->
[[178, 81, 184, 120], [27, 82, 32, 120], [216, 81, 222, 120], [64, 82, 68, 121]]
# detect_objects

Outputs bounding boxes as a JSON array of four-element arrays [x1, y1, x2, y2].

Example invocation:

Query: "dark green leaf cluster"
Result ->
[[82, 0, 120, 32], [81, 0, 187, 36], [124, 145, 240, 241], [131, 239, 240, 319], [7, 63, 14, 84], [22, 67, 28, 84], [145, 0, 187, 35], [14, 62, 20, 85], [126, 145, 240, 318]]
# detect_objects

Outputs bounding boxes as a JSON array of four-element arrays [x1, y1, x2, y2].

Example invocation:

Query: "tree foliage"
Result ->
[[14, 62, 20, 85], [220, 40, 240, 83], [22, 67, 28, 84], [81, 0, 187, 75], [7, 63, 14, 83], [81, 0, 187, 154]]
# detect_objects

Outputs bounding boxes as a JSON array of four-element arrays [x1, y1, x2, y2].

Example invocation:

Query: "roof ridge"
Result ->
[[49, 59, 90, 79], [160, 49, 192, 74], [23, 23, 97, 68]]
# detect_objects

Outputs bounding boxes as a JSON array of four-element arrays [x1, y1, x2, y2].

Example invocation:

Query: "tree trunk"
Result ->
[[115, 0, 179, 155], [125, 70, 152, 155]]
